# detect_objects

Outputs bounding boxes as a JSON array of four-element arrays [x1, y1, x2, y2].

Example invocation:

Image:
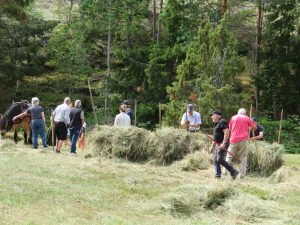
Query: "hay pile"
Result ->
[[267, 166, 298, 183], [247, 142, 283, 176], [88, 126, 150, 162], [87, 126, 210, 165], [87, 126, 284, 174]]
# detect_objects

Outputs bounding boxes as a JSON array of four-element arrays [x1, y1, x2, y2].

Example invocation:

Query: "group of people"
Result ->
[[13, 97, 85, 155], [181, 104, 264, 180], [12, 96, 263, 179]]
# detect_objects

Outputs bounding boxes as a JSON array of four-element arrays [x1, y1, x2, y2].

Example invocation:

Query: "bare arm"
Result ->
[[220, 128, 229, 149], [12, 111, 29, 121]]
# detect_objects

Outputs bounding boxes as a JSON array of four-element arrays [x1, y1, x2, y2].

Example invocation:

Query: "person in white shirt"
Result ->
[[180, 104, 202, 132], [114, 104, 131, 127], [53, 97, 71, 153]]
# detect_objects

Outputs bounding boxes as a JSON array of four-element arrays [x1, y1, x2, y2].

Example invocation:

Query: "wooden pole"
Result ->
[[51, 110, 55, 151], [249, 104, 260, 160], [88, 79, 98, 126], [159, 102, 161, 128], [134, 99, 137, 126], [278, 108, 283, 144]]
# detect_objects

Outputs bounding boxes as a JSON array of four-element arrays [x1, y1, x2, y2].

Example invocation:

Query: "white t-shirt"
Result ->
[[180, 111, 202, 131], [114, 112, 131, 127]]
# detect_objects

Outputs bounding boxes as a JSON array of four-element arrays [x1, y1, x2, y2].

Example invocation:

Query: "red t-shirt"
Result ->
[[229, 115, 256, 143]]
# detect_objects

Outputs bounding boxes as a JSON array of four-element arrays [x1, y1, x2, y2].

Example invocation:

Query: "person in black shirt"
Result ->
[[209, 110, 239, 179], [250, 117, 264, 140], [69, 99, 84, 155]]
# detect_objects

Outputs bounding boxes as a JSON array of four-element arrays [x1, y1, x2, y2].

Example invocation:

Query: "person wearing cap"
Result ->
[[250, 117, 264, 141], [209, 110, 239, 179], [123, 100, 134, 125], [180, 104, 201, 132], [52, 97, 71, 153], [13, 97, 47, 150], [226, 108, 256, 179], [69, 99, 85, 155], [114, 104, 131, 127]]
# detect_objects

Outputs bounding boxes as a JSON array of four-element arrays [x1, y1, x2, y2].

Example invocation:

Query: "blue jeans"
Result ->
[[214, 146, 236, 177], [70, 130, 80, 153], [31, 119, 47, 149]]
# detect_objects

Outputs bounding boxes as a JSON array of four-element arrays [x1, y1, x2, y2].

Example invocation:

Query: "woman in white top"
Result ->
[[114, 104, 131, 127]]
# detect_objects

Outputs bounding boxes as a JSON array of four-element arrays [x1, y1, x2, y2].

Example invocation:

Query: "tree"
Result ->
[[260, 0, 300, 117]]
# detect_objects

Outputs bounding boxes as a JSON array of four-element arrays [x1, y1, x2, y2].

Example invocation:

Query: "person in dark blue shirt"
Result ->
[[123, 100, 134, 125]]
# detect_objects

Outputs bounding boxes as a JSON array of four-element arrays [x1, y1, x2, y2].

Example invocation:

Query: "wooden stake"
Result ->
[[278, 108, 283, 144], [88, 79, 98, 126], [159, 102, 161, 128], [134, 99, 137, 126], [249, 104, 260, 161], [51, 110, 55, 151]]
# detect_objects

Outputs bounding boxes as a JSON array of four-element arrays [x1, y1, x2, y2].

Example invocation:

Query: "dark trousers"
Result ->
[[70, 130, 80, 153], [213, 146, 236, 177]]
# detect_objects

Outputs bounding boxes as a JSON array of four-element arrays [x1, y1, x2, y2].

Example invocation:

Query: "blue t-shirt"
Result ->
[[27, 106, 44, 120]]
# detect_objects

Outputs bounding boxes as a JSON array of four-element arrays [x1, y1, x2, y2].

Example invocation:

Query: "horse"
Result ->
[[0, 101, 32, 144]]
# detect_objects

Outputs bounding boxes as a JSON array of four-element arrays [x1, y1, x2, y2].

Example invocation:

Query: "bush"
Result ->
[[260, 115, 300, 154]]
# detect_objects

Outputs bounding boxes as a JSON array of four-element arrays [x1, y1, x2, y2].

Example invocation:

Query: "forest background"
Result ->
[[0, 0, 299, 153]]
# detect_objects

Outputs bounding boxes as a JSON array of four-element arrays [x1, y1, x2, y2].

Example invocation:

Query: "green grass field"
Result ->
[[0, 139, 299, 225]]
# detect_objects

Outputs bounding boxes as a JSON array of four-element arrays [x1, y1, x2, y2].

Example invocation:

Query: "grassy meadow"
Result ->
[[0, 138, 299, 225]]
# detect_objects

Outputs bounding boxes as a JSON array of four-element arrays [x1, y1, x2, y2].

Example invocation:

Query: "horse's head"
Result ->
[[0, 115, 9, 137]]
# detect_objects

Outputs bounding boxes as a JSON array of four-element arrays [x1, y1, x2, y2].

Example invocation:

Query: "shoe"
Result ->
[[215, 175, 221, 179], [231, 170, 239, 180], [43, 147, 47, 150], [55, 149, 61, 153], [70, 152, 77, 156]]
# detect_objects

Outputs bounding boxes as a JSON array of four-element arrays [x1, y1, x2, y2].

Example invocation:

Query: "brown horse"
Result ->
[[0, 101, 32, 144]]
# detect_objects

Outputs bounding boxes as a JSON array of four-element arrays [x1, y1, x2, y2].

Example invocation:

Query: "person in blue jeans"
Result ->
[[209, 110, 239, 179], [69, 99, 84, 155], [13, 97, 47, 150]]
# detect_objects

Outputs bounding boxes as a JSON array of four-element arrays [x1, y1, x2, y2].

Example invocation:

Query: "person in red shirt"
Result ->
[[226, 108, 256, 179]]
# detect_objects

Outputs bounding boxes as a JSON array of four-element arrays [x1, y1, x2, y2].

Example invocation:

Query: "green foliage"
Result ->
[[260, 0, 300, 116], [164, 19, 249, 126], [259, 115, 300, 153]]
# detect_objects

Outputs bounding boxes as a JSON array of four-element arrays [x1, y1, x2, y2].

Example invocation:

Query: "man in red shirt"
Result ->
[[226, 108, 256, 179]]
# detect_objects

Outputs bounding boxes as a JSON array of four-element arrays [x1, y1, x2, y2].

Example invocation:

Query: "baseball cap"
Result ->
[[187, 104, 194, 112], [209, 110, 222, 116]]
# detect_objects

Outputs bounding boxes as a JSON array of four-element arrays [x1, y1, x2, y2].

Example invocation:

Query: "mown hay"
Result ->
[[87, 126, 211, 165], [176, 151, 211, 171], [203, 187, 235, 210], [0, 139, 16, 152], [87, 126, 284, 173], [221, 194, 274, 223], [88, 126, 150, 162], [147, 128, 209, 165], [267, 166, 297, 183], [247, 142, 283, 176]]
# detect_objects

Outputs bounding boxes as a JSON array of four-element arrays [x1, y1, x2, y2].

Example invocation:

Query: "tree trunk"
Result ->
[[255, 0, 263, 112], [105, 0, 112, 124], [156, 0, 163, 44], [221, 0, 228, 16], [153, 0, 156, 40]]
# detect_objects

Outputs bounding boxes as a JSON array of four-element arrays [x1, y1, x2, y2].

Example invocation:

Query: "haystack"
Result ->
[[247, 142, 283, 176], [87, 126, 284, 175], [88, 126, 150, 162], [87, 126, 211, 165]]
